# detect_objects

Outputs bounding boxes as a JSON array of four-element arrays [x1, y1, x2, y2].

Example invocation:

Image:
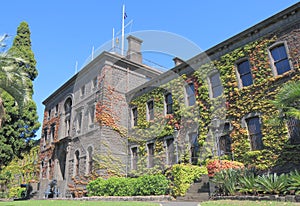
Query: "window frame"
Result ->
[[130, 146, 138, 170], [268, 41, 292, 76], [244, 115, 263, 151], [235, 58, 253, 88], [165, 93, 173, 115], [131, 107, 138, 127], [147, 142, 155, 168], [146, 100, 154, 121], [185, 82, 196, 106], [208, 71, 223, 99]]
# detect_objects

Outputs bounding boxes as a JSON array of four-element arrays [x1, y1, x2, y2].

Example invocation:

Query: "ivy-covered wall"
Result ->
[[129, 23, 300, 172]]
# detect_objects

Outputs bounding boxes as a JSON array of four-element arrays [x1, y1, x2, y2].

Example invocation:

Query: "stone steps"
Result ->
[[176, 175, 210, 202]]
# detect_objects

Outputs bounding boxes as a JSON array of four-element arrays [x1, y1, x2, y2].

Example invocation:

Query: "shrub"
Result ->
[[8, 186, 25, 198], [166, 164, 208, 197], [87, 174, 169, 196], [256, 173, 287, 194], [206, 159, 244, 177], [287, 170, 300, 195], [211, 168, 240, 196]]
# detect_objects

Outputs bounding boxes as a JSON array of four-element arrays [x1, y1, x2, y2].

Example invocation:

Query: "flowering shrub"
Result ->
[[206, 159, 244, 177]]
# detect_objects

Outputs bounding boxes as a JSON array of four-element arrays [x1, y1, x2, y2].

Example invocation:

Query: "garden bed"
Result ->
[[211, 194, 300, 202]]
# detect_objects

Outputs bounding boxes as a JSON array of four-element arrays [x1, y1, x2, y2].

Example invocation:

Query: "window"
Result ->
[[237, 60, 253, 87], [147, 143, 154, 168], [64, 98, 72, 114], [147, 100, 154, 121], [74, 151, 80, 176], [43, 128, 48, 144], [246, 116, 263, 150], [166, 138, 176, 165], [48, 109, 51, 119], [189, 133, 199, 164], [87, 147, 93, 174], [219, 135, 232, 155], [92, 77, 98, 89], [270, 43, 291, 75], [165, 93, 173, 114], [218, 122, 232, 156], [50, 124, 55, 142], [132, 107, 138, 127], [55, 104, 59, 116], [131, 147, 138, 170], [81, 85, 85, 96], [209, 72, 223, 98], [89, 105, 95, 125], [186, 82, 196, 106], [287, 118, 300, 144], [77, 112, 82, 132]]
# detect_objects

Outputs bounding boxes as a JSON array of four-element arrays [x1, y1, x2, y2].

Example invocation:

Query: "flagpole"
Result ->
[[112, 27, 115, 52], [121, 4, 125, 56]]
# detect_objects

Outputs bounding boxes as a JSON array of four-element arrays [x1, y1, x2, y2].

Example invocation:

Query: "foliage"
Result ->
[[206, 159, 244, 177], [0, 22, 40, 167], [271, 81, 300, 120], [0, 34, 29, 127], [87, 174, 169, 197], [165, 164, 207, 197], [287, 170, 300, 195], [256, 173, 287, 194], [8, 186, 25, 198], [0, 145, 39, 194], [211, 169, 300, 196], [211, 168, 240, 196], [0, 200, 160, 206]]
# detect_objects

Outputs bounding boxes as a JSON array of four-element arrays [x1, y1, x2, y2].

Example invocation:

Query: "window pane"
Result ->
[[165, 93, 173, 114], [147, 101, 154, 120], [186, 83, 196, 106], [238, 60, 253, 87], [276, 59, 291, 75], [270, 45, 291, 75], [210, 73, 223, 98], [246, 117, 263, 150], [241, 73, 253, 87]]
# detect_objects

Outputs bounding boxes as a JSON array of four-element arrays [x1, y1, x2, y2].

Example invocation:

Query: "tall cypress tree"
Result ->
[[0, 22, 40, 167]]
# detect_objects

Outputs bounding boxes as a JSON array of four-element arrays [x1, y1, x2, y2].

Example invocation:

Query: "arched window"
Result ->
[[64, 98, 72, 114]]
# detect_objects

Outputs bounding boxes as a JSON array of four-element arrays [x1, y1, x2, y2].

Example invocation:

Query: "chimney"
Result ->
[[173, 57, 184, 66], [126, 35, 143, 64]]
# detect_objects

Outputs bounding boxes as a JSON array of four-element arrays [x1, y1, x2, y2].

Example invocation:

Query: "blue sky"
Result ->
[[0, 0, 298, 139]]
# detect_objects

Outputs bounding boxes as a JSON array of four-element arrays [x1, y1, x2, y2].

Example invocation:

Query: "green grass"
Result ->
[[201, 200, 300, 206], [0, 200, 159, 206]]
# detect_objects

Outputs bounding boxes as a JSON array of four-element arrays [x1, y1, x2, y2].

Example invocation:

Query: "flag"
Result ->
[[124, 12, 127, 19]]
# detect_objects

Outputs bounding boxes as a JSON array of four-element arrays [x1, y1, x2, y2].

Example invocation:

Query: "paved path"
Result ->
[[159, 201, 200, 206]]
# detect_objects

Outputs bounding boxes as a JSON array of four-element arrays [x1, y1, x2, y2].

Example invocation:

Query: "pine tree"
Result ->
[[0, 22, 40, 167]]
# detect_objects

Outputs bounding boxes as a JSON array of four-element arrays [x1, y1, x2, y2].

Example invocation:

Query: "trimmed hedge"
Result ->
[[87, 174, 169, 196]]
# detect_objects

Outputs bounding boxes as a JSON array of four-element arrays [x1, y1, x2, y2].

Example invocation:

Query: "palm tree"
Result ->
[[272, 81, 300, 120], [0, 34, 29, 127]]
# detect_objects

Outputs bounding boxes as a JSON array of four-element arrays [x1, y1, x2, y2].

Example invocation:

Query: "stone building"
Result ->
[[39, 36, 162, 197], [39, 3, 300, 197]]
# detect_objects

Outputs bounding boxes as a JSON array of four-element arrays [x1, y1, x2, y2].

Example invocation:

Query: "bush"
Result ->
[[8, 186, 25, 198], [166, 164, 207, 197], [87, 174, 169, 196], [287, 170, 300, 195], [206, 159, 244, 177]]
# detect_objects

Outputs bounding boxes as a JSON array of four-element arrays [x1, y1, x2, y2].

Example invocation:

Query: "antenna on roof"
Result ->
[[91, 46, 94, 60], [112, 27, 115, 52]]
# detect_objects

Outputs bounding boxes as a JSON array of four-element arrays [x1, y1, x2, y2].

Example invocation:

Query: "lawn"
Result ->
[[0, 200, 159, 206], [201, 200, 300, 206]]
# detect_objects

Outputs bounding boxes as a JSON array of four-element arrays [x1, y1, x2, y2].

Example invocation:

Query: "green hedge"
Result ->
[[166, 164, 208, 197], [87, 174, 169, 196]]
